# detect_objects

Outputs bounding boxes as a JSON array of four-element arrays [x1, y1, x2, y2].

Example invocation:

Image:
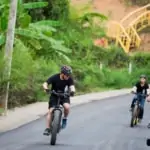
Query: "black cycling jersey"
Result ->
[[46, 73, 74, 92], [135, 81, 149, 95]]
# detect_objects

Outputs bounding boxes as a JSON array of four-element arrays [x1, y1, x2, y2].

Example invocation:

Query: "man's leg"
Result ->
[[43, 108, 53, 135], [138, 98, 145, 120], [43, 96, 56, 136], [63, 103, 70, 118], [62, 99, 70, 129], [131, 96, 137, 108]]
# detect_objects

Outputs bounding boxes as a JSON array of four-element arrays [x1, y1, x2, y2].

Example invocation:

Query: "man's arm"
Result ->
[[131, 82, 138, 94], [131, 86, 137, 94], [146, 84, 150, 96], [70, 85, 75, 92], [43, 76, 53, 92], [68, 78, 76, 96], [43, 82, 49, 91]]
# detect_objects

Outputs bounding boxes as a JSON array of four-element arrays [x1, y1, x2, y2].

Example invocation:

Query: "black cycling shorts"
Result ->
[[48, 95, 70, 109]]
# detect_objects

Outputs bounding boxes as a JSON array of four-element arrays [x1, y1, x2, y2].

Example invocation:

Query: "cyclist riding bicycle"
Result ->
[[130, 75, 150, 122], [43, 65, 75, 136]]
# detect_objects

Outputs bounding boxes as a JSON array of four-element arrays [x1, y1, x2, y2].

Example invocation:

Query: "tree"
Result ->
[[3, 0, 18, 115], [0, 0, 71, 114]]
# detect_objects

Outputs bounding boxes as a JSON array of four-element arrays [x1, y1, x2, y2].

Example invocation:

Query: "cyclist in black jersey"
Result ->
[[43, 65, 76, 136]]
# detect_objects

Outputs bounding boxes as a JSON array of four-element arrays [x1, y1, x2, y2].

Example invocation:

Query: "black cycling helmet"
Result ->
[[61, 65, 72, 76], [140, 74, 147, 79]]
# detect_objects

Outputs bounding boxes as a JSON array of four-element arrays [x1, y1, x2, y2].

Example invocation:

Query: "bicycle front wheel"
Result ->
[[50, 110, 62, 145], [130, 105, 138, 127]]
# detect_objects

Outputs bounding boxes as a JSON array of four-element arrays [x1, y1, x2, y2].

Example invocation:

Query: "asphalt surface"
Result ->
[[0, 94, 150, 150]]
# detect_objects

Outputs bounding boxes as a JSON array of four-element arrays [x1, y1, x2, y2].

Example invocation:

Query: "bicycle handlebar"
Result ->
[[135, 93, 146, 96], [46, 89, 70, 97], [134, 93, 148, 98]]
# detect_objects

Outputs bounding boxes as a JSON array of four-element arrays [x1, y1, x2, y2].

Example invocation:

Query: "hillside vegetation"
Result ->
[[0, 0, 150, 109]]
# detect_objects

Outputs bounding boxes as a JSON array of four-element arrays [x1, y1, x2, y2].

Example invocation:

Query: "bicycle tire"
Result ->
[[130, 117, 134, 127], [50, 110, 62, 145], [130, 105, 138, 127], [137, 106, 142, 120]]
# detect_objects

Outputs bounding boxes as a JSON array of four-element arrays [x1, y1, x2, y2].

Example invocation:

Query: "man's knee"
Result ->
[[63, 103, 70, 111], [140, 102, 145, 109], [133, 96, 137, 101], [132, 96, 137, 104], [48, 108, 54, 114]]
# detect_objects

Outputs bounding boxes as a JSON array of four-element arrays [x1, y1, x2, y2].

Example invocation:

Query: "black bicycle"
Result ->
[[130, 93, 145, 127], [48, 90, 70, 145]]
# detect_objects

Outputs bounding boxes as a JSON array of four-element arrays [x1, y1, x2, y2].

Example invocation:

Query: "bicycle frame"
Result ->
[[46, 90, 70, 145], [50, 91, 69, 132], [134, 93, 145, 108], [51, 97, 63, 126], [133, 100, 140, 117]]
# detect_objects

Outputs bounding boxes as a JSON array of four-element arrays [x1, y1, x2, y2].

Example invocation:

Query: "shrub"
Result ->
[[106, 46, 130, 68], [102, 68, 131, 89], [26, 0, 70, 20], [131, 52, 150, 67]]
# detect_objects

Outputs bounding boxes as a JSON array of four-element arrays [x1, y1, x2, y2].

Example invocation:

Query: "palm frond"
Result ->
[[0, 34, 5, 46], [55, 51, 71, 62], [51, 44, 71, 53], [83, 12, 108, 20], [40, 34, 64, 45], [79, 12, 108, 23], [23, 2, 48, 9], [15, 28, 41, 40], [30, 24, 57, 33], [28, 39, 42, 50], [0, 4, 8, 11], [34, 20, 61, 27]]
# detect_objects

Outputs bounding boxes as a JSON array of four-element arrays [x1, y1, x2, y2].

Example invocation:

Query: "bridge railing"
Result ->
[[129, 11, 150, 32], [120, 4, 150, 27], [126, 26, 141, 48], [107, 21, 131, 53], [107, 5, 150, 53], [126, 11, 150, 49]]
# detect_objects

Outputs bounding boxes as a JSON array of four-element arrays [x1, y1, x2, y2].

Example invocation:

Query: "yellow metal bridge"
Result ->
[[107, 4, 150, 53]]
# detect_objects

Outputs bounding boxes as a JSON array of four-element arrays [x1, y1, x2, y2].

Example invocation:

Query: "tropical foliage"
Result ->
[[0, 0, 149, 109]]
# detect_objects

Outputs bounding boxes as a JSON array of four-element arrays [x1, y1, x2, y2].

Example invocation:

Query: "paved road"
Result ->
[[0, 94, 150, 150]]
